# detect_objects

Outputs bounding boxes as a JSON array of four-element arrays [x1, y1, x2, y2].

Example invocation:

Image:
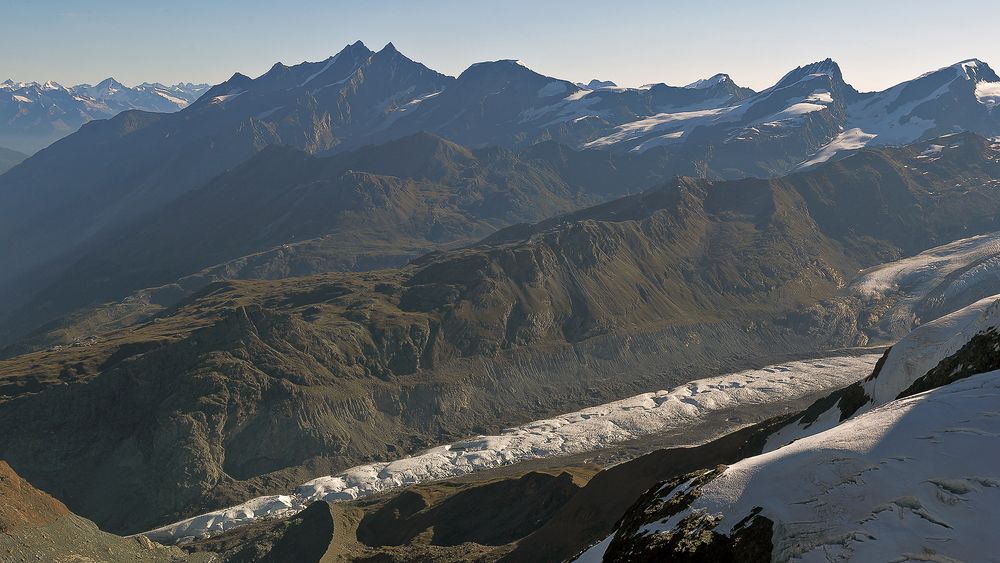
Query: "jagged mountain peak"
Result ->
[[685, 73, 732, 89], [773, 57, 844, 89], [96, 77, 124, 87], [951, 58, 999, 82], [911, 58, 999, 84]]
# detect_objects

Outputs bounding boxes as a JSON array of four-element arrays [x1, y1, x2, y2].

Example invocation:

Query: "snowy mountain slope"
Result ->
[[566, 57, 1000, 174], [143, 354, 878, 543], [0, 78, 207, 153], [372, 58, 755, 153], [584, 59, 852, 155], [845, 228, 1000, 338], [802, 59, 1000, 167], [568, 292, 1000, 562], [767, 295, 1000, 452], [589, 370, 1000, 562]]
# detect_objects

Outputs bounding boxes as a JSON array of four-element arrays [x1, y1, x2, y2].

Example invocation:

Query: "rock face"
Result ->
[[0, 461, 208, 562], [189, 501, 339, 562], [357, 471, 579, 548], [1, 133, 1000, 535], [0, 460, 70, 533]]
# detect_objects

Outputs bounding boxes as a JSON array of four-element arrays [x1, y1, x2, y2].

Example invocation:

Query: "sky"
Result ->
[[2, 0, 997, 92]]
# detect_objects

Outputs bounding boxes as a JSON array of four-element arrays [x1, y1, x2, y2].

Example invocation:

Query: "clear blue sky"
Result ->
[[2, 0, 997, 92]]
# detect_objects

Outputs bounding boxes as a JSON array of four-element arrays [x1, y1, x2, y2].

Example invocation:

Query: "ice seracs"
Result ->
[[144, 354, 878, 543]]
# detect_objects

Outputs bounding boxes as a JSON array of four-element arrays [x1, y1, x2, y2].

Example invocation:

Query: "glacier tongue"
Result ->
[[143, 354, 879, 544]]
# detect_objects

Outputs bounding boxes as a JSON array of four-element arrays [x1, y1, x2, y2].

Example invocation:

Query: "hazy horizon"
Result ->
[[3, 0, 997, 92]]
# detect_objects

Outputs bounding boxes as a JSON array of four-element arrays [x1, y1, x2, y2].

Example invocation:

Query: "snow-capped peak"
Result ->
[[685, 73, 730, 89], [953, 58, 999, 83], [955, 58, 986, 78], [579, 79, 617, 90], [772, 58, 842, 89], [915, 58, 999, 84]]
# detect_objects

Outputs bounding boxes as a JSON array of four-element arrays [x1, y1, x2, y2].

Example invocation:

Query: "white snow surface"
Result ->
[[850, 231, 1000, 309], [765, 293, 1000, 452], [209, 90, 245, 105], [585, 105, 746, 151], [635, 370, 1000, 562], [798, 128, 877, 167], [685, 74, 729, 90], [144, 354, 878, 543], [763, 232, 1000, 451], [864, 295, 1000, 405]]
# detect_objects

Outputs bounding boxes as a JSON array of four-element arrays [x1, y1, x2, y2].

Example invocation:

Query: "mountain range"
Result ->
[[2, 130, 1000, 538], [4, 39, 1000, 562], [1, 42, 999, 348], [0, 78, 208, 153]]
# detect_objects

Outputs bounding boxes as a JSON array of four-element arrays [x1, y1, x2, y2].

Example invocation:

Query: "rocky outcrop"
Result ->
[[0, 461, 207, 562]]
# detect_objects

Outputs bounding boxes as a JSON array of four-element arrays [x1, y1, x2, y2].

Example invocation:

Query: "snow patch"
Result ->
[[298, 54, 340, 88], [799, 128, 877, 167], [585, 105, 746, 150], [209, 90, 245, 105], [538, 81, 569, 97]]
